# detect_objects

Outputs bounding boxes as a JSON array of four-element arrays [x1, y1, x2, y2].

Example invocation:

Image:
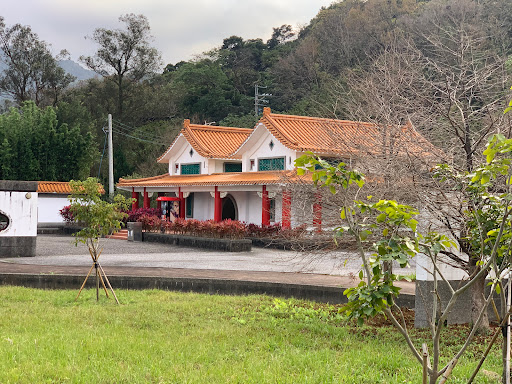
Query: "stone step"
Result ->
[[106, 229, 128, 240]]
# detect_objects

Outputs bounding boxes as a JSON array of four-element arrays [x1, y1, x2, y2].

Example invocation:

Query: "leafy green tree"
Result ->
[[0, 17, 75, 106], [296, 138, 512, 383], [170, 60, 236, 122], [69, 177, 132, 303], [267, 24, 295, 49], [0, 101, 96, 181], [80, 14, 162, 119]]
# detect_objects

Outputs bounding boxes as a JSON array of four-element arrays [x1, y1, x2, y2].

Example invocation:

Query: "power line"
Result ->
[[111, 120, 163, 142], [111, 127, 164, 145], [111, 123, 161, 141]]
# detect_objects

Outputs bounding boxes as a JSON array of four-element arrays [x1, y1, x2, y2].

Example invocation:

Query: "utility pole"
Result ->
[[108, 114, 114, 199], [254, 84, 272, 116]]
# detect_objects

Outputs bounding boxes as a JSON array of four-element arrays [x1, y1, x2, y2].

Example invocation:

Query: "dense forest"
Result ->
[[1, 0, 512, 183]]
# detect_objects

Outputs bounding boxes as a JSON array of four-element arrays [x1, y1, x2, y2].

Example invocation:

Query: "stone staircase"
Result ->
[[107, 229, 128, 240]]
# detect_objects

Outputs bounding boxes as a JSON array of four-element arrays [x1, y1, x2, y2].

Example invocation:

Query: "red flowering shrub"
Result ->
[[125, 208, 162, 224], [142, 216, 305, 240], [139, 214, 162, 232], [59, 205, 74, 223]]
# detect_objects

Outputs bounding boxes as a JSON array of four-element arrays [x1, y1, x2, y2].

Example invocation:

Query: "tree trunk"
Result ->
[[117, 74, 123, 119], [471, 269, 490, 333]]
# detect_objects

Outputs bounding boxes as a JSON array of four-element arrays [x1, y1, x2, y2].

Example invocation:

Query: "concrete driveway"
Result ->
[[3, 234, 416, 277]]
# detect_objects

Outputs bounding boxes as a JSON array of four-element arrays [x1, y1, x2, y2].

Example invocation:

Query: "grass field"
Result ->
[[0, 286, 503, 383]]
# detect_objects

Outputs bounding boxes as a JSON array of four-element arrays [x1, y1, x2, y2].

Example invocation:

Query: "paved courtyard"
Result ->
[[2, 234, 416, 277]]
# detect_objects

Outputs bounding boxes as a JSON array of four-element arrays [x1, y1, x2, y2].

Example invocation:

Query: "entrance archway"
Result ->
[[221, 194, 238, 221]]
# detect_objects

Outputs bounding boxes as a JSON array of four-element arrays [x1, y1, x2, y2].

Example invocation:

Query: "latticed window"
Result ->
[[258, 157, 285, 171], [186, 193, 194, 218], [224, 163, 242, 173], [181, 163, 200, 175], [269, 199, 275, 222]]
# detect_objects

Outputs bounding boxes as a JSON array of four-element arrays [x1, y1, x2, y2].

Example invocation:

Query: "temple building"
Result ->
[[117, 107, 440, 229]]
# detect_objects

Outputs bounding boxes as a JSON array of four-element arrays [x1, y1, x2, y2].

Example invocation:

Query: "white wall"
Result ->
[[190, 192, 213, 221], [38, 195, 69, 223], [0, 191, 37, 236], [241, 125, 297, 172], [170, 139, 209, 175]]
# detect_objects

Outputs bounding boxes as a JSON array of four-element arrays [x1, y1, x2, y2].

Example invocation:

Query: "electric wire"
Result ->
[[111, 127, 164, 145], [111, 119, 163, 141], [111, 124, 162, 142], [111, 122, 162, 141]]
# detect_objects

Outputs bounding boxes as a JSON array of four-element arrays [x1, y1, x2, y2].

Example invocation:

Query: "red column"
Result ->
[[131, 188, 139, 211], [178, 188, 185, 219], [262, 185, 270, 227], [157, 192, 164, 210], [313, 191, 322, 233], [143, 187, 150, 209], [282, 189, 291, 229], [214, 186, 222, 222]]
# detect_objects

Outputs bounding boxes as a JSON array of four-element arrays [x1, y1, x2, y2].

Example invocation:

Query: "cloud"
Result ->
[[2, 0, 333, 67]]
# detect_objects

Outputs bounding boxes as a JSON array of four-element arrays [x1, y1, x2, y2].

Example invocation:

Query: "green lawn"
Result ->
[[0, 286, 503, 383]]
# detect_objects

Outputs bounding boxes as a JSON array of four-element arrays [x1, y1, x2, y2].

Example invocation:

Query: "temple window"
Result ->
[[181, 163, 201, 175], [258, 157, 285, 171], [224, 163, 242, 173]]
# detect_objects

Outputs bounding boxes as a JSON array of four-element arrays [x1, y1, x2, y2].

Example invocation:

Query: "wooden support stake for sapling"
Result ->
[[439, 358, 458, 384], [68, 178, 131, 305], [422, 343, 429, 384]]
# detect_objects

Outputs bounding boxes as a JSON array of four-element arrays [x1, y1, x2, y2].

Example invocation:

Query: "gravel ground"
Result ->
[[2, 235, 416, 277]]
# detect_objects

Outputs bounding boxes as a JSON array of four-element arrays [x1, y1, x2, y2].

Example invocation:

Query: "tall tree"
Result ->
[[0, 101, 96, 181], [80, 14, 162, 119], [0, 17, 75, 106]]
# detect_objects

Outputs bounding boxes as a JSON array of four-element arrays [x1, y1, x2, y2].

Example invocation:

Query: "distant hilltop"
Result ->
[[0, 57, 96, 83], [57, 59, 97, 82], [0, 59, 96, 103]]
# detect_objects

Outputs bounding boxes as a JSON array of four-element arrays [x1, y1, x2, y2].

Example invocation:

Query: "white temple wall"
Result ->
[[170, 142, 209, 175], [38, 195, 68, 223], [190, 192, 213, 221], [241, 127, 297, 172]]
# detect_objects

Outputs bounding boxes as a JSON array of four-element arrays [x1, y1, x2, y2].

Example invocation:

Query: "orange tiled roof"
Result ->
[[37, 181, 72, 194], [117, 171, 311, 189], [256, 107, 443, 160], [37, 181, 105, 194], [158, 120, 252, 162]]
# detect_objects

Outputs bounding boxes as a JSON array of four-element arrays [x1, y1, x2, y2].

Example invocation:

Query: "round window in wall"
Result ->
[[0, 212, 9, 232]]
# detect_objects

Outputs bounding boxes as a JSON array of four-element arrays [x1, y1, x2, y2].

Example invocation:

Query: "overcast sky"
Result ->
[[2, 0, 334, 67]]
